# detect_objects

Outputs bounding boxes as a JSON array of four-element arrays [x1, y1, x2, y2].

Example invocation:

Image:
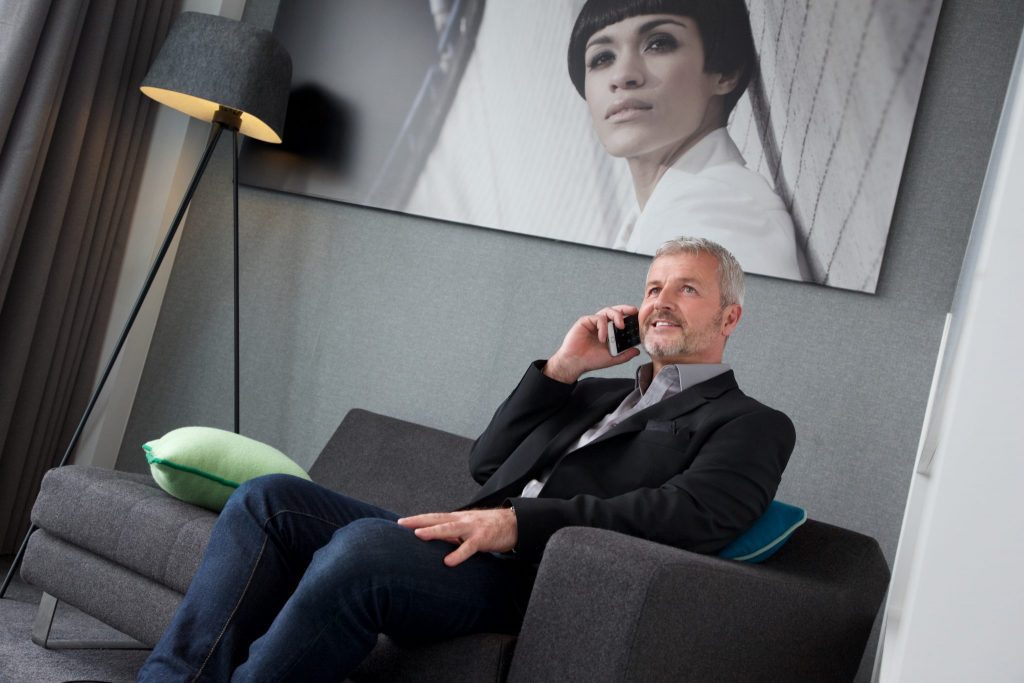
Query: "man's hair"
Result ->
[[654, 236, 745, 307], [567, 0, 757, 118]]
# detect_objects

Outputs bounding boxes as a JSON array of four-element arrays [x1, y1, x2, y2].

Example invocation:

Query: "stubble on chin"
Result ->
[[643, 336, 687, 358], [641, 324, 688, 358], [641, 312, 723, 360], [641, 312, 687, 358]]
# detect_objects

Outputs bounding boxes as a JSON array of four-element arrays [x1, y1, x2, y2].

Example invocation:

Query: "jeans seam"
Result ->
[[262, 508, 369, 533], [191, 534, 269, 682], [259, 510, 349, 578]]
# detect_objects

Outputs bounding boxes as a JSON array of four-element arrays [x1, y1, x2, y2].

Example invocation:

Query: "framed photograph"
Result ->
[[240, 0, 942, 292]]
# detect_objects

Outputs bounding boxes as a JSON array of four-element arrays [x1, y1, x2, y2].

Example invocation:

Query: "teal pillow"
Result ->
[[718, 500, 807, 563], [144, 426, 311, 512]]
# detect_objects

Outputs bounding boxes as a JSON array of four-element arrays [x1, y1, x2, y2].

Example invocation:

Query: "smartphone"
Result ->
[[611, 314, 641, 355]]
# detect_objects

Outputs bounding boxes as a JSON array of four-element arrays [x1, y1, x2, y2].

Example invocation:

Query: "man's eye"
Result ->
[[682, 286, 697, 294], [587, 51, 614, 70], [647, 287, 661, 297]]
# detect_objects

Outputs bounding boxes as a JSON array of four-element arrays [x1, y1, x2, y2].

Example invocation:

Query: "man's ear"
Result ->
[[721, 304, 742, 337]]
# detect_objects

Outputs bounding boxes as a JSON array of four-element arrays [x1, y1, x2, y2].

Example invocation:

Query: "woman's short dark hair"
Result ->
[[567, 0, 757, 117]]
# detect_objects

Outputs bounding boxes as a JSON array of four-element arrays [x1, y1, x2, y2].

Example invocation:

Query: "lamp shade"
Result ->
[[141, 12, 291, 143]]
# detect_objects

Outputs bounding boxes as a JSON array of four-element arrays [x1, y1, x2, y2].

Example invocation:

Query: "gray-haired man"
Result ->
[[140, 237, 794, 682]]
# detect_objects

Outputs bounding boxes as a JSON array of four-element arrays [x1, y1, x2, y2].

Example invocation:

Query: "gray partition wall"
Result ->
[[117, 0, 1022, 671]]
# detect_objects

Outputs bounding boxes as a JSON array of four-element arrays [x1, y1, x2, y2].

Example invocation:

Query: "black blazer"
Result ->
[[464, 361, 795, 562]]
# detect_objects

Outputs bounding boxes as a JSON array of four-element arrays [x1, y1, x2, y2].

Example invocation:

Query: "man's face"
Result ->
[[583, 14, 731, 160], [638, 252, 741, 366]]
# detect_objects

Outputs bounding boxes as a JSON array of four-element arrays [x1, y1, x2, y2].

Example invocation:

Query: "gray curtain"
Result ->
[[0, 0, 175, 554]]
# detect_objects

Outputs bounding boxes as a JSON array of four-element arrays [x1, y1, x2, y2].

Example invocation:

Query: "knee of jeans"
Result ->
[[314, 518, 412, 585], [225, 473, 306, 518]]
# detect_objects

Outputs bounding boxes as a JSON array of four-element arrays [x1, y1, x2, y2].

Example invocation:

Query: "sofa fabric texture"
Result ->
[[310, 409, 480, 514], [21, 530, 185, 647], [30, 466, 216, 593], [22, 408, 890, 681], [350, 633, 517, 683], [510, 522, 889, 682]]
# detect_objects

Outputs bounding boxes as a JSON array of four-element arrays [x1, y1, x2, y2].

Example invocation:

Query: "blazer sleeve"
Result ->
[[469, 360, 576, 485], [506, 406, 796, 562]]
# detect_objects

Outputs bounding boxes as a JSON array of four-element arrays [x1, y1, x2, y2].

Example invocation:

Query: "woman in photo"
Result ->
[[568, 0, 809, 281]]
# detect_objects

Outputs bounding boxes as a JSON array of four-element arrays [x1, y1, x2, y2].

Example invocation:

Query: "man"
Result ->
[[139, 237, 794, 681]]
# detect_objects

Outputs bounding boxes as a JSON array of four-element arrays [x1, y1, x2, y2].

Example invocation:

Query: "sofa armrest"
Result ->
[[509, 524, 884, 682]]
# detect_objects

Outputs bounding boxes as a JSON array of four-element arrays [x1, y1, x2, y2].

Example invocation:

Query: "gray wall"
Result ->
[[118, 0, 1022, 575]]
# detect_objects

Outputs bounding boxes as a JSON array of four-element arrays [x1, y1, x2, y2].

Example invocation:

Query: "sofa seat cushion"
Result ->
[[350, 633, 516, 682], [21, 529, 185, 647], [30, 465, 216, 593]]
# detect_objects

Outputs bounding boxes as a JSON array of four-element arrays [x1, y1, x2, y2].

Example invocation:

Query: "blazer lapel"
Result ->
[[539, 385, 631, 460], [584, 370, 738, 447], [468, 383, 632, 505]]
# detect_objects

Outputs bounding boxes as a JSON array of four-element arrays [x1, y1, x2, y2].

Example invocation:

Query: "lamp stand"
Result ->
[[233, 128, 240, 435], [1, 115, 241, 599]]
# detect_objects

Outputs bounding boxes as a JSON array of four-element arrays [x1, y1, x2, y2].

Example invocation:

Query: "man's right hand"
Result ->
[[543, 305, 642, 384]]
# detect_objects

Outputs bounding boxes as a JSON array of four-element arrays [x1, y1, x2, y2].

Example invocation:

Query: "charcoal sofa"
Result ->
[[21, 408, 891, 681]]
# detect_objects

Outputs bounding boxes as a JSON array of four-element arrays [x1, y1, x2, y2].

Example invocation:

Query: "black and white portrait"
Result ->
[[240, 0, 942, 293]]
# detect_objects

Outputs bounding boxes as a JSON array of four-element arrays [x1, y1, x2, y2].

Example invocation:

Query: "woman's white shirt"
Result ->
[[615, 128, 809, 281]]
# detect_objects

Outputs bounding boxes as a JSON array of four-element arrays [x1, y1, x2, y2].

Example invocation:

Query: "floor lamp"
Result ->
[[0, 12, 291, 599]]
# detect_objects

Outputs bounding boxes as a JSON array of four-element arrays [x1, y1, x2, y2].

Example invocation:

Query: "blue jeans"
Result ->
[[138, 474, 534, 682]]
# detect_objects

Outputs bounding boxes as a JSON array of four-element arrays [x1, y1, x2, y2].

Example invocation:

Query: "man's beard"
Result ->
[[641, 311, 723, 359]]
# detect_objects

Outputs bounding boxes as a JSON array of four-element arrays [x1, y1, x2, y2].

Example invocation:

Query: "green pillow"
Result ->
[[143, 426, 310, 511]]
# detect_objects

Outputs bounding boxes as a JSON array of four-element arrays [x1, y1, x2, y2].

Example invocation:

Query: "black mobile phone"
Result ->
[[612, 314, 641, 354]]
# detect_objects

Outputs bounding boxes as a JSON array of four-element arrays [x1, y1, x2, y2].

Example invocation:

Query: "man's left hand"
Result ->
[[397, 508, 517, 567]]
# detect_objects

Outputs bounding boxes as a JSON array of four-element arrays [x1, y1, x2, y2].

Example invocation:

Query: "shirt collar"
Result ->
[[635, 362, 730, 395]]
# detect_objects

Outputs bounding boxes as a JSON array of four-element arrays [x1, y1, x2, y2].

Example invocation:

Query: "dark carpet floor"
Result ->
[[0, 556, 149, 683]]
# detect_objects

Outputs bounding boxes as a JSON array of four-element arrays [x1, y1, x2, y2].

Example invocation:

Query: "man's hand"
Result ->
[[397, 509, 517, 567], [544, 305, 642, 383]]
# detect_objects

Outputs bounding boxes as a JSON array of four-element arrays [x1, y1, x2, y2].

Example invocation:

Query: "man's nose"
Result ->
[[653, 290, 675, 308]]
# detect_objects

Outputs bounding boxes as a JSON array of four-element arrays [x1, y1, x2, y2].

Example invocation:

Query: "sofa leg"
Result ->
[[31, 592, 149, 650]]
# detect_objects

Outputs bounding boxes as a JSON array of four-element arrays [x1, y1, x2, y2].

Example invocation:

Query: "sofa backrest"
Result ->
[[309, 408, 480, 516]]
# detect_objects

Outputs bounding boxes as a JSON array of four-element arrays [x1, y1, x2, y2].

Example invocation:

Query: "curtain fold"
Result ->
[[0, 0, 175, 553]]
